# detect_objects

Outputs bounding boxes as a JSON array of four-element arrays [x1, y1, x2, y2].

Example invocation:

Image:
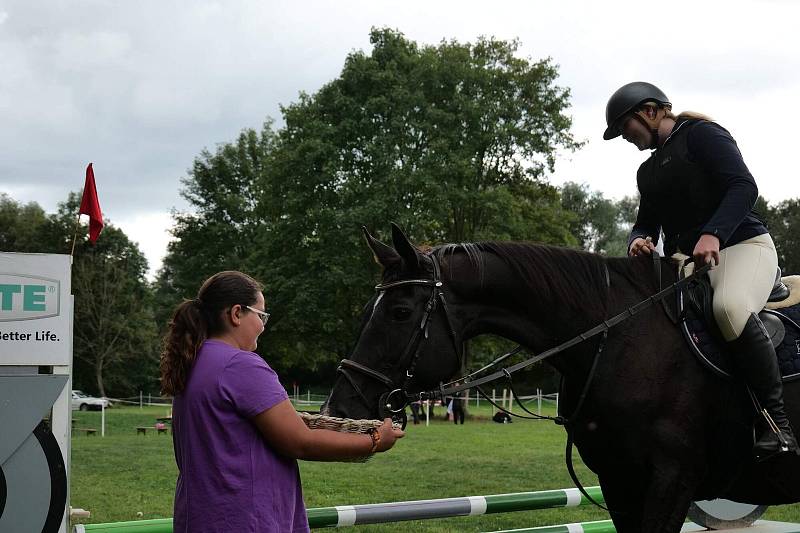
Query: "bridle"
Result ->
[[337, 252, 712, 428], [336, 250, 712, 514], [337, 253, 462, 423]]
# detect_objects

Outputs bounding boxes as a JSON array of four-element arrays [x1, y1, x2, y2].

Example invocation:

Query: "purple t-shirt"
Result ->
[[172, 340, 309, 533]]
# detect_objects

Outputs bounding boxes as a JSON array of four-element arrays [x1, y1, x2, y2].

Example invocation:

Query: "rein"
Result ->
[[339, 254, 710, 417], [419, 261, 711, 403], [337, 253, 711, 516]]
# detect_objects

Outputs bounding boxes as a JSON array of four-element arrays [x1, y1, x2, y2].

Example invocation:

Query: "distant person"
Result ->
[[603, 81, 797, 460], [160, 271, 404, 533], [409, 400, 421, 425], [451, 388, 465, 425]]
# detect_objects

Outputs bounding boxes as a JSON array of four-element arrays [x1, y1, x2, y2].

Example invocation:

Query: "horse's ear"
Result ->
[[362, 226, 400, 269], [390, 222, 420, 270]]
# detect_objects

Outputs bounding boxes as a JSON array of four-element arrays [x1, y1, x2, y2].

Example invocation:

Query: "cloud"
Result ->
[[113, 211, 174, 275], [2, 0, 800, 278]]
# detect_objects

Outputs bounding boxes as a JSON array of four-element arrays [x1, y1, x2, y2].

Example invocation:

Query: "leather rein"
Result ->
[[339, 254, 710, 420], [336, 252, 710, 514]]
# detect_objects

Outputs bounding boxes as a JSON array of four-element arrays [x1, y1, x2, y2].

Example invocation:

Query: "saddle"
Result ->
[[675, 255, 800, 382]]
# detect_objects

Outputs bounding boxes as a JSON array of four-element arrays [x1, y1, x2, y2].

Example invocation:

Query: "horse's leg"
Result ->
[[640, 453, 703, 533], [597, 419, 704, 532], [599, 460, 701, 532], [598, 474, 645, 533]]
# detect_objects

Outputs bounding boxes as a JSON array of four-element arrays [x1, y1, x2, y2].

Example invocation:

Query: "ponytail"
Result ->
[[160, 299, 208, 396], [160, 271, 263, 396], [665, 109, 714, 122]]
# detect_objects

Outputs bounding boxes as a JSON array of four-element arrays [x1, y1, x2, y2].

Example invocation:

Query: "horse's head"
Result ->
[[323, 223, 463, 421]]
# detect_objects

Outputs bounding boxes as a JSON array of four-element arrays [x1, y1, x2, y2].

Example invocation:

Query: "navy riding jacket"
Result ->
[[627, 118, 768, 256]]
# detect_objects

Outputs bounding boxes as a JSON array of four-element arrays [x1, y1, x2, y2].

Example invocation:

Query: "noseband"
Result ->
[[337, 253, 461, 421]]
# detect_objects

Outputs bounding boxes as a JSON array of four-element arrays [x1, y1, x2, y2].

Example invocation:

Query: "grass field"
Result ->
[[70, 403, 800, 531]]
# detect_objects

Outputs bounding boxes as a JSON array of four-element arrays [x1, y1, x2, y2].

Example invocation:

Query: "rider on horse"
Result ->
[[603, 81, 799, 461]]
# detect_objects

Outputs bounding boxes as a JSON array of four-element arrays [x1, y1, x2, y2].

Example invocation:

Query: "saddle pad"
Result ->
[[766, 275, 800, 309], [683, 298, 800, 382]]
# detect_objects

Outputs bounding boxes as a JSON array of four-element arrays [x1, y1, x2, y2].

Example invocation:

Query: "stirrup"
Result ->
[[753, 420, 799, 462]]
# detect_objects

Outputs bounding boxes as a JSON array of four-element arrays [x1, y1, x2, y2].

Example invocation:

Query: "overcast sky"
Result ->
[[2, 0, 799, 278]]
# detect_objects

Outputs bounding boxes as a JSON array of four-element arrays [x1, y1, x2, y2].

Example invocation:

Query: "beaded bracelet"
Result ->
[[367, 428, 381, 453]]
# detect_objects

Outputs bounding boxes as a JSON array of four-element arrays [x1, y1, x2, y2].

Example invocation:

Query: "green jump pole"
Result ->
[[307, 486, 603, 528], [72, 486, 604, 532], [73, 518, 172, 532], [483, 519, 616, 533]]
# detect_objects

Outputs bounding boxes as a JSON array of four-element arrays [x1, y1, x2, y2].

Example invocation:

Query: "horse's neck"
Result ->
[[450, 246, 611, 351]]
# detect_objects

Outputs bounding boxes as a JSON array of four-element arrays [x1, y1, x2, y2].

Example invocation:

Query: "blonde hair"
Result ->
[[666, 110, 714, 122]]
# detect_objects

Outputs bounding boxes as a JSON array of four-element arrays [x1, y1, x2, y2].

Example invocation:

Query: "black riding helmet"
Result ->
[[603, 82, 671, 140]]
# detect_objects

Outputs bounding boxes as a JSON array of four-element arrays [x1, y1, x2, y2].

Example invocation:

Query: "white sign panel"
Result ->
[[0, 253, 72, 365]]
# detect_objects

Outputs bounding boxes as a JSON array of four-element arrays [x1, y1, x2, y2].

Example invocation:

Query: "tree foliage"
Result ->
[[1, 193, 159, 397], [559, 182, 637, 256], [153, 126, 275, 331], [159, 29, 582, 384], [761, 197, 800, 274]]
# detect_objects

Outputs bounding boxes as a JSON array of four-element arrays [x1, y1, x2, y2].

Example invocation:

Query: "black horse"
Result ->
[[324, 224, 800, 533]]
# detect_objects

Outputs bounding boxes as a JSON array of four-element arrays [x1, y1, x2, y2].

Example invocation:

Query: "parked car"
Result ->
[[71, 390, 110, 411]]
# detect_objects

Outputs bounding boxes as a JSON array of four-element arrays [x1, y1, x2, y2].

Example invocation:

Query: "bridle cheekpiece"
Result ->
[[336, 253, 462, 424]]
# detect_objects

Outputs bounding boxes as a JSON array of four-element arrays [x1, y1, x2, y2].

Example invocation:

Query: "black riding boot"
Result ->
[[728, 313, 799, 462]]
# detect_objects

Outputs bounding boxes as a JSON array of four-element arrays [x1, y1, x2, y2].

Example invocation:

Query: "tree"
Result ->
[[1, 192, 159, 397], [0, 193, 54, 251], [153, 125, 276, 332], [760, 197, 800, 274], [161, 28, 583, 385], [559, 182, 637, 256]]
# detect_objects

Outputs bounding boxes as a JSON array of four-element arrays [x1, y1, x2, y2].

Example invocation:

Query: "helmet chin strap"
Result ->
[[630, 112, 661, 150], [648, 128, 660, 150]]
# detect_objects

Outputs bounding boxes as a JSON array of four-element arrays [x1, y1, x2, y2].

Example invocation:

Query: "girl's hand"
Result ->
[[376, 418, 405, 452]]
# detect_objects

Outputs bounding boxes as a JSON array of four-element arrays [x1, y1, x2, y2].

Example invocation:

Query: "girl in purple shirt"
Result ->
[[160, 271, 404, 532]]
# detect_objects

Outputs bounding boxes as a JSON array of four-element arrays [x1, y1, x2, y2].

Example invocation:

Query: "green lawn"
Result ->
[[70, 404, 800, 531]]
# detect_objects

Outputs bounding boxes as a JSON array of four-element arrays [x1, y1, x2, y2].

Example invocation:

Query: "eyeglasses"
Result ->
[[245, 305, 271, 326]]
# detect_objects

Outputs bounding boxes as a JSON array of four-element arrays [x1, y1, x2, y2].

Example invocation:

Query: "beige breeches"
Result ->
[[709, 233, 778, 341]]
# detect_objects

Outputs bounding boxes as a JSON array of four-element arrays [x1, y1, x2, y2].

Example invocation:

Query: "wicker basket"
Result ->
[[298, 412, 401, 463]]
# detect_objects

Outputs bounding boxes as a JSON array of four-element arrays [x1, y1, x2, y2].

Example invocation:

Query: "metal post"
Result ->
[[101, 402, 105, 437], [537, 388, 541, 415]]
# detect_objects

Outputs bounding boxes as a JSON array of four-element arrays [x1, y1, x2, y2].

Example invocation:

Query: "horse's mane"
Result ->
[[433, 241, 620, 318]]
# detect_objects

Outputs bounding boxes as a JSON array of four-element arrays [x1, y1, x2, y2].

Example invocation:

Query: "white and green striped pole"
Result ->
[[73, 486, 604, 532], [484, 519, 615, 533], [306, 486, 604, 528]]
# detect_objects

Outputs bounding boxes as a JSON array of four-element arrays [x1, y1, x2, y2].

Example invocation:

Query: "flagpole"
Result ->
[[70, 214, 81, 256]]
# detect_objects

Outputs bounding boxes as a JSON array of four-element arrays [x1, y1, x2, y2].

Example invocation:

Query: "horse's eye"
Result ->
[[392, 307, 413, 321]]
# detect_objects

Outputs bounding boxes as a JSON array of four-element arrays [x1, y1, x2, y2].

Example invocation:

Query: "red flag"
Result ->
[[79, 163, 103, 243]]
